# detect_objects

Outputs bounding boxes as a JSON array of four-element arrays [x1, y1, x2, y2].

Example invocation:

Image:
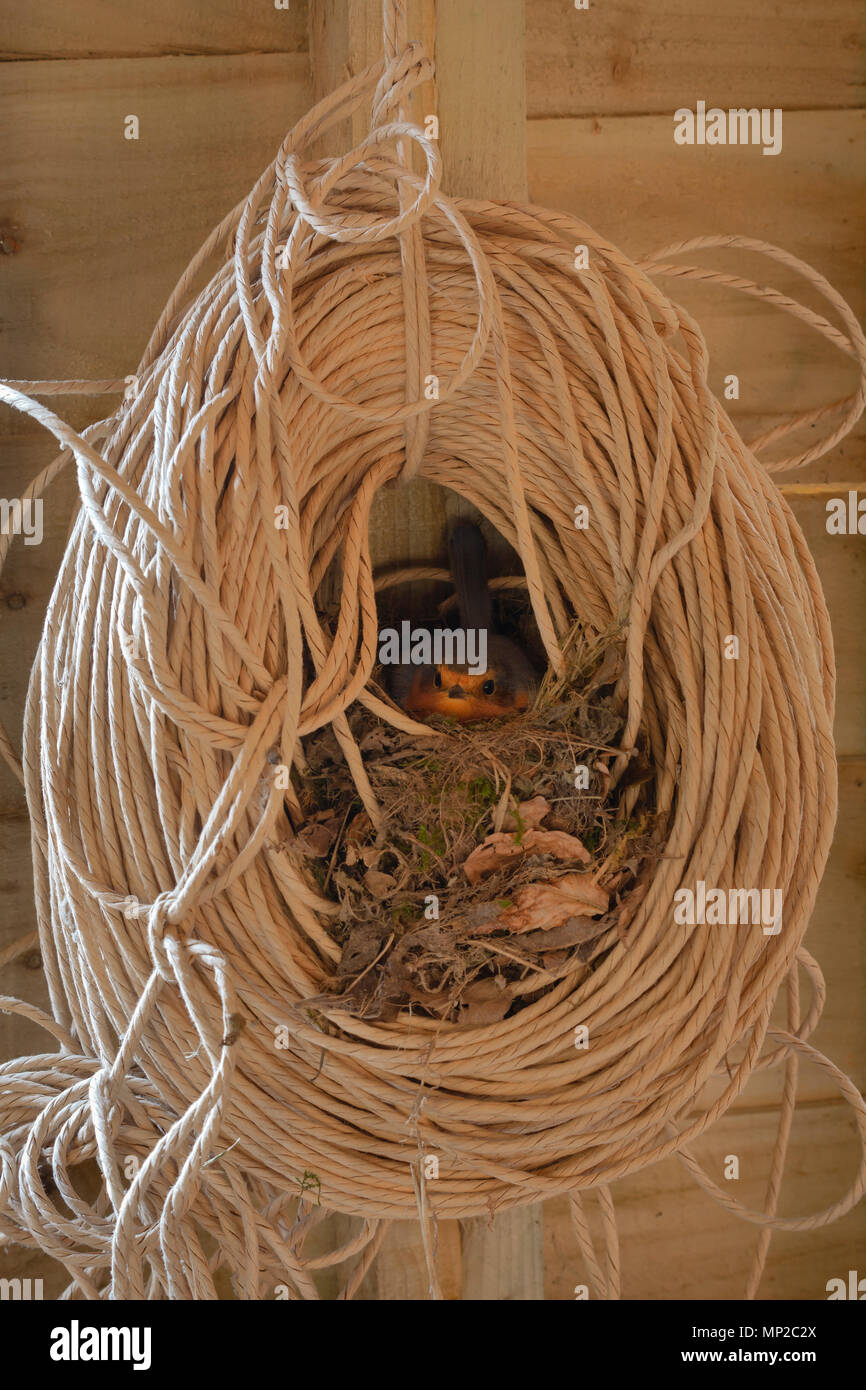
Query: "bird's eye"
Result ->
[[433, 670, 442, 688], [482, 678, 496, 695]]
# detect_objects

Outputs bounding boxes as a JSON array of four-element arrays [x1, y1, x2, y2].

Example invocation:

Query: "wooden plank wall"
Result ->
[[1, 0, 864, 1299]]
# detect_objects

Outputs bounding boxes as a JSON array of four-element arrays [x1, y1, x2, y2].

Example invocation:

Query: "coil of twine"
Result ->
[[1, 1, 866, 1300]]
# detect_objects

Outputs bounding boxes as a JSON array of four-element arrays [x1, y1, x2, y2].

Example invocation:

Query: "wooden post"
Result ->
[[436, 0, 529, 203], [309, 0, 446, 625], [435, 0, 544, 1301], [308, 0, 544, 1301]]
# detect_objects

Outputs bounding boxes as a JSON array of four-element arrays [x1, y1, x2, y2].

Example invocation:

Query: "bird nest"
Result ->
[[0, 19, 864, 1300], [295, 625, 659, 1025]]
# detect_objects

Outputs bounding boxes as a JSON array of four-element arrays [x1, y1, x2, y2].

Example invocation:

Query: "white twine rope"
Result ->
[[0, 0, 865, 1299]]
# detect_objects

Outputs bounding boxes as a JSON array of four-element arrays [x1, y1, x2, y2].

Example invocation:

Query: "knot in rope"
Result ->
[[147, 892, 181, 983]]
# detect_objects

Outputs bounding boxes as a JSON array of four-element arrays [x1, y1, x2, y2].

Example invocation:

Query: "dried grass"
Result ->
[[292, 624, 661, 1024]]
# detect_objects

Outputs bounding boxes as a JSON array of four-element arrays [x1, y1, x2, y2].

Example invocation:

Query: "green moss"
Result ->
[[467, 775, 496, 809], [417, 823, 446, 869]]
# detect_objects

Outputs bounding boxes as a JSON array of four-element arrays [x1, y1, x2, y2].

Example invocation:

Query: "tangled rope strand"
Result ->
[[0, 0, 864, 1299]]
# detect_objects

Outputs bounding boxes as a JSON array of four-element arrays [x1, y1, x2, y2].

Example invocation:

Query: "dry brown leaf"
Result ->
[[463, 833, 525, 885], [337, 923, 388, 979], [344, 842, 382, 869], [364, 869, 397, 898], [460, 902, 502, 931], [463, 825, 590, 884], [521, 828, 591, 863], [294, 821, 338, 858], [502, 796, 550, 832], [345, 811, 373, 844], [540, 950, 569, 971], [456, 977, 513, 1027], [358, 727, 392, 754], [466, 873, 609, 936], [344, 812, 383, 867], [518, 914, 610, 951]]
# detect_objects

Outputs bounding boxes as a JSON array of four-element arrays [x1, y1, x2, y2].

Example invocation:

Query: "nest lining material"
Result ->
[[0, 7, 865, 1300], [297, 624, 658, 1025]]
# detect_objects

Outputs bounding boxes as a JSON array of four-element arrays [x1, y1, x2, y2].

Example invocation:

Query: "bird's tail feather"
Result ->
[[448, 521, 493, 632]]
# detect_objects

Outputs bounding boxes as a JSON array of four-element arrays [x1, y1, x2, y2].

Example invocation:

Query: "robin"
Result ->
[[387, 521, 538, 721]]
